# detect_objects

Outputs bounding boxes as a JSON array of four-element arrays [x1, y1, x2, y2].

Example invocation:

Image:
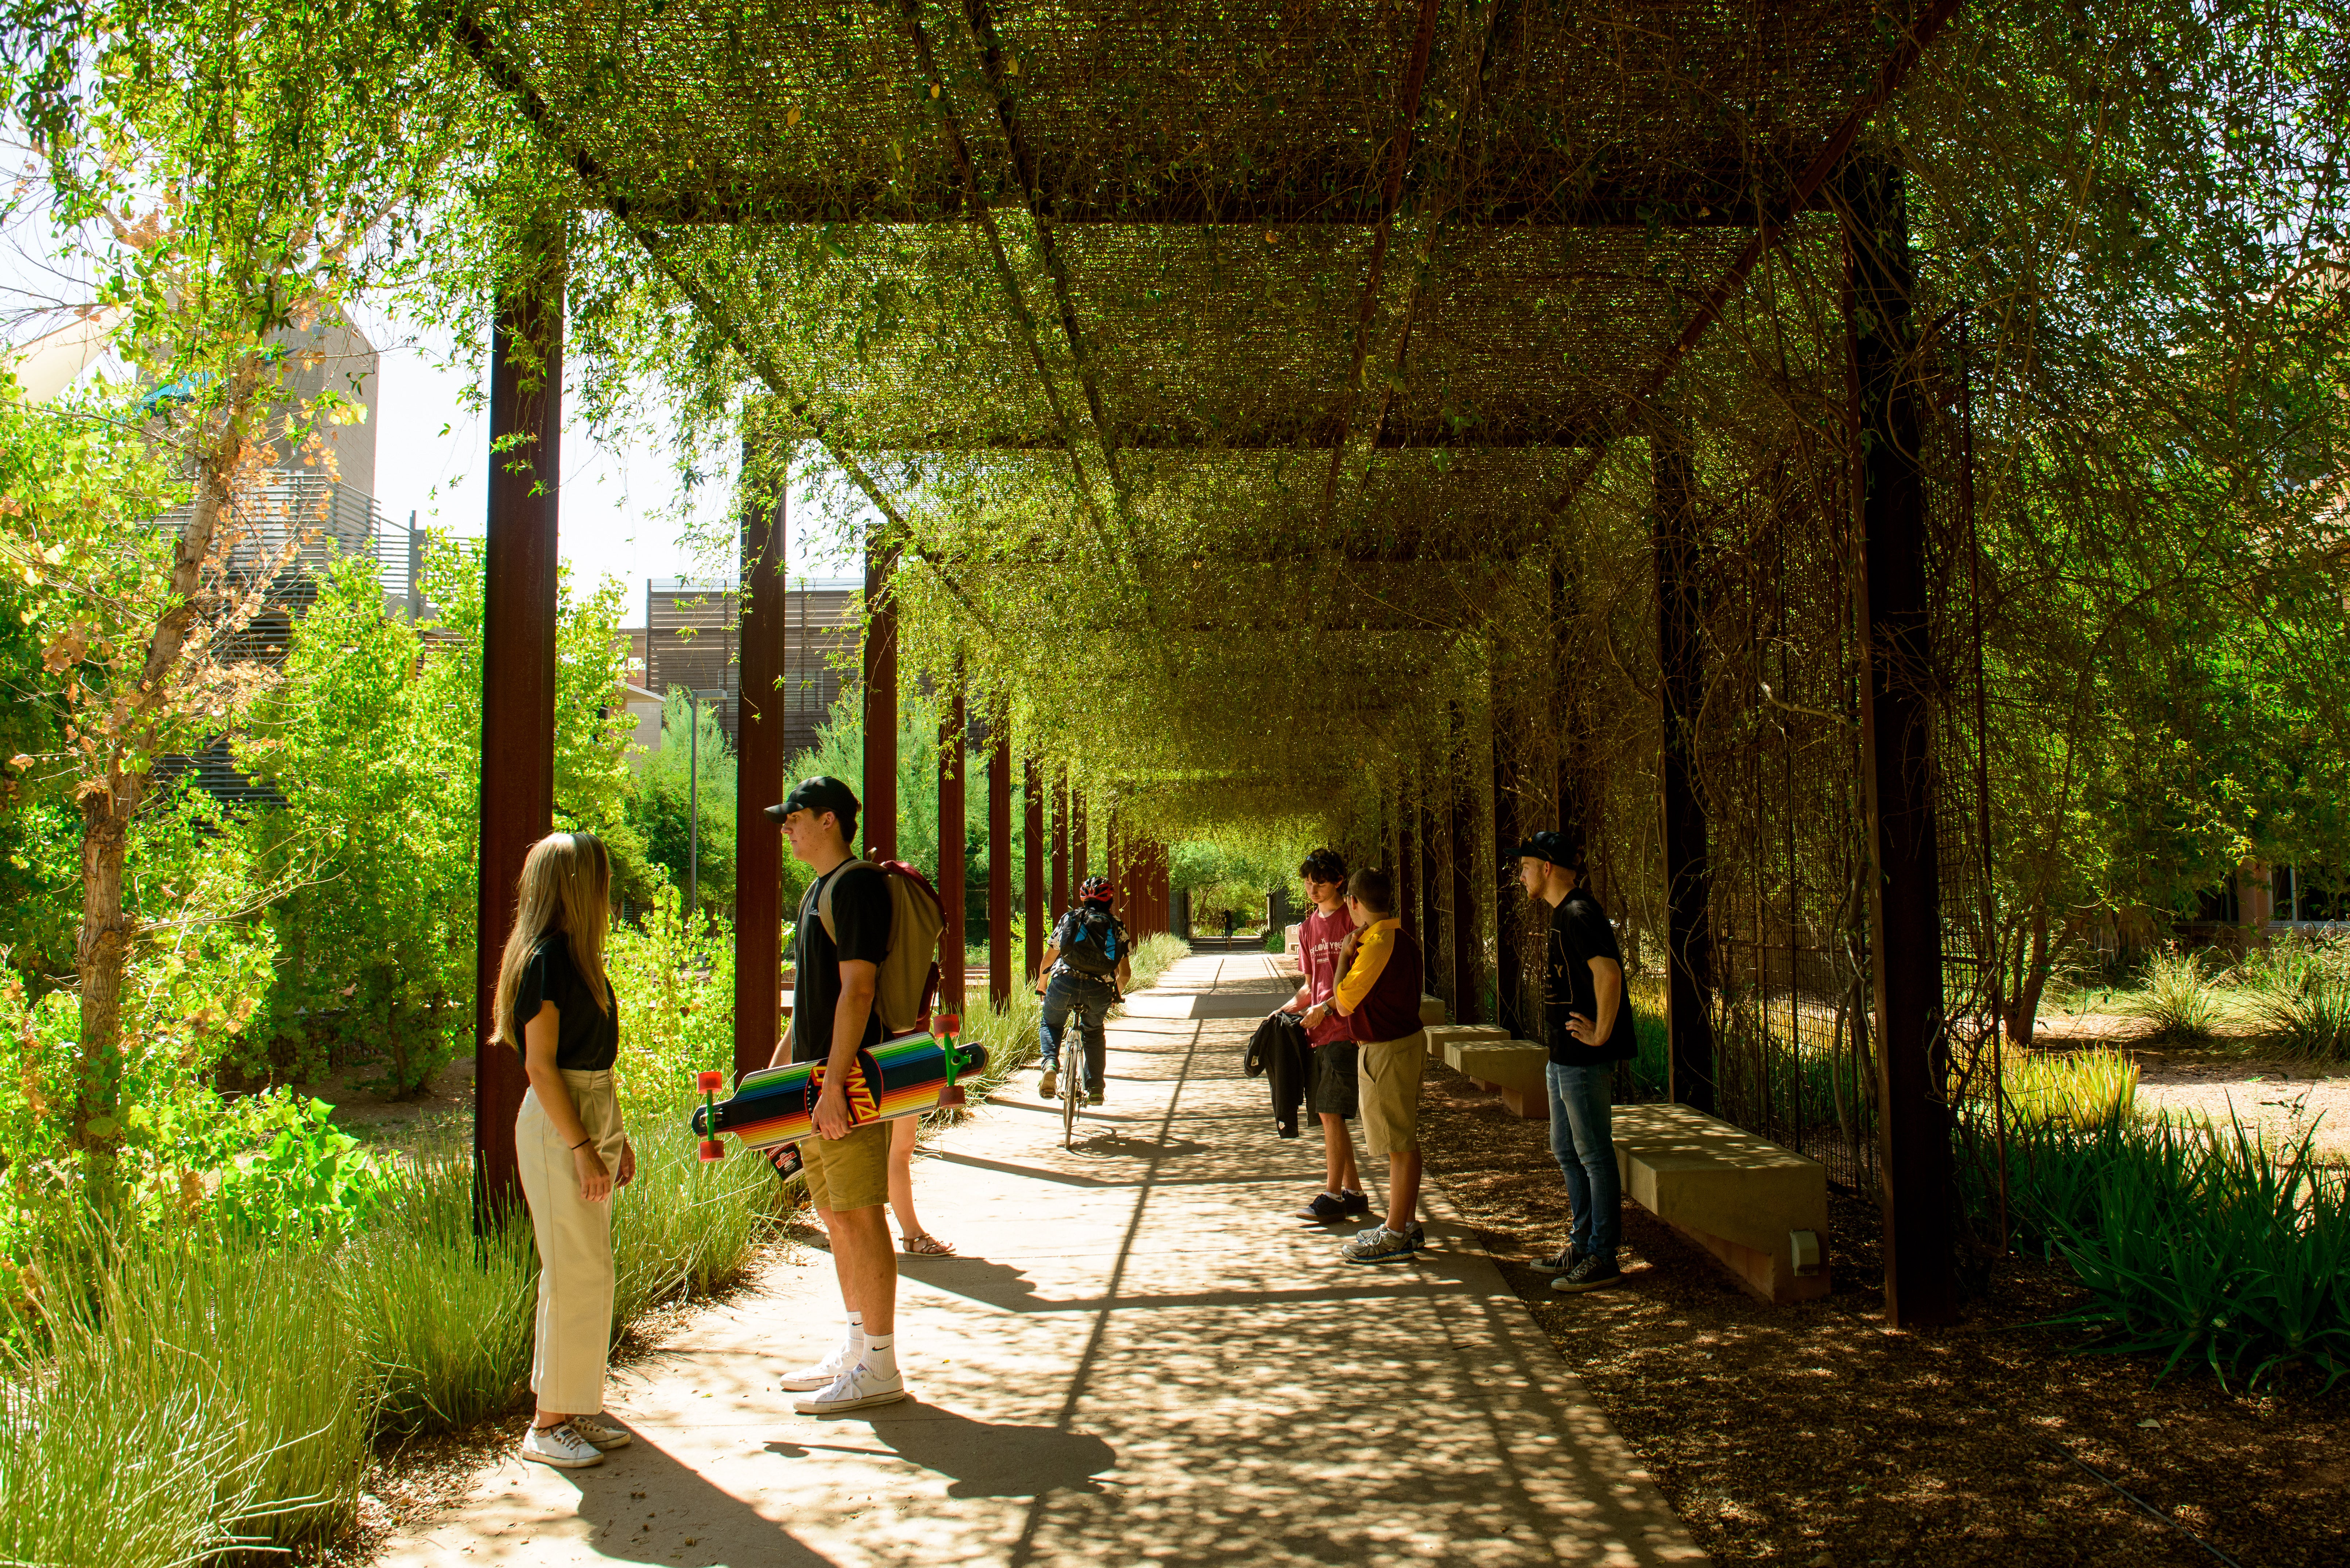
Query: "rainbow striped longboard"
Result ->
[[690, 1017, 987, 1160]]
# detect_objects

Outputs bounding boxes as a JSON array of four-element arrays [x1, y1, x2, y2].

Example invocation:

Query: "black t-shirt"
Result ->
[[1543, 892, 1638, 1066], [791, 861, 893, 1063], [513, 931, 619, 1071]]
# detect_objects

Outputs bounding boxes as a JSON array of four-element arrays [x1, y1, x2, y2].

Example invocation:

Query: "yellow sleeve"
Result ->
[[1333, 925, 1393, 1015]]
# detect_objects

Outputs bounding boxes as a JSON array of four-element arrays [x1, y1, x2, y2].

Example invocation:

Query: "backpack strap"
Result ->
[[815, 858, 876, 945]]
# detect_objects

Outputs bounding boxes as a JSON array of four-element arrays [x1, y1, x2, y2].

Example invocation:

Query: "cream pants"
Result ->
[[516, 1070, 626, 1415]]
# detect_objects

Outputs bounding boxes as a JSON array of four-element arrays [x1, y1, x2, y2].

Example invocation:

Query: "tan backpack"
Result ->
[[816, 858, 946, 1034]]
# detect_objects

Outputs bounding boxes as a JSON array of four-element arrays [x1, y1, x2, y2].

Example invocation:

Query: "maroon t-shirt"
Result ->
[[1298, 906, 1355, 1046]]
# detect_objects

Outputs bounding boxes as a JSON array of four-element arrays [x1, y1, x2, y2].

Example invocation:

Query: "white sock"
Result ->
[[845, 1311, 866, 1356], [861, 1333, 898, 1381]]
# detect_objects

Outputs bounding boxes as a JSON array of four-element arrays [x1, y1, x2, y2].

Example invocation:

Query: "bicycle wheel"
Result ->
[[1061, 1064, 1078, 1149]]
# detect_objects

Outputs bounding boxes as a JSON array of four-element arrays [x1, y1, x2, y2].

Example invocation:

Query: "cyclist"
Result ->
[[1035, 874, 1132, 1106]]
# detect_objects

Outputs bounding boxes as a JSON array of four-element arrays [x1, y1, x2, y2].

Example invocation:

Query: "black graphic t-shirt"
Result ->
[[1543, 893, 1638, 1066]]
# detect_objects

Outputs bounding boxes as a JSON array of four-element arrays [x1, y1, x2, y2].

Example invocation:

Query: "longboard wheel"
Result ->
[[698, 1138, 726, 1163], [696, 1070, 724, 1092]]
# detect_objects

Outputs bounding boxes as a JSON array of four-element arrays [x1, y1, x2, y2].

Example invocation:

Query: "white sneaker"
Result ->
[[520, 1422, 606, 1468], [1038, 1067, 1058, 1099], [569, 1412, 633, 1451], [792, 1361, 907, 1414], [777, 1339, 861, 1392]]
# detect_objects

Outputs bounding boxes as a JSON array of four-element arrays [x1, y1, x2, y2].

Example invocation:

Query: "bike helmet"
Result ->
[[1079, 874, 1114, 904]]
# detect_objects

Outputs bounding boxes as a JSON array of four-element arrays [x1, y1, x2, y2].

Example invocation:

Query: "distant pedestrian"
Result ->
[[498, 831, 636, 1469], [1223, 908, 1237, 942], [1515, 830, 1637, 1293], [1286, 847, 1368, 1222], [1303, 868, 1428, 1265]]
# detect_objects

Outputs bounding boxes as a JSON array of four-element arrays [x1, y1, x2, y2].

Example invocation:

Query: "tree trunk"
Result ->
[[2001, 907, 2049, 1052], [73, 786, 140, 1185]]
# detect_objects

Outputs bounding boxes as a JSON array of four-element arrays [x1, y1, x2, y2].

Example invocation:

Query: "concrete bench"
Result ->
[[1442, 1038, 1550, 1120], [1420, 1022, 1506, 1064], [1418, 993, 1447, 1028], [1611, 1102, 1831, 1305]]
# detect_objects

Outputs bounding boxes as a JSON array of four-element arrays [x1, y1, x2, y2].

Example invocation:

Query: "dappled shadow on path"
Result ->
[[766, 1401, 1118, 1499]]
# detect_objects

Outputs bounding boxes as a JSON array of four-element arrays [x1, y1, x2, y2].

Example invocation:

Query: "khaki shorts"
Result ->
[[801, 1118, 891, 1212], [1359, 1032, 1427, 1156]]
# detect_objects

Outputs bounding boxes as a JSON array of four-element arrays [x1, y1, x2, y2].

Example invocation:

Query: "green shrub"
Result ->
[[2117, 946, 2220, 1040], [341, 1152, 537, 1437], [1262, 925, 1286, 953], [3, 1221, 373, 1559], [2239, 941, 2350, 1061], [2005, 1045, 2140, 1130], [213, 1094, 392, 1241], [2009, 1116, 2350, 1388], [613, 1108, 794, 1328]]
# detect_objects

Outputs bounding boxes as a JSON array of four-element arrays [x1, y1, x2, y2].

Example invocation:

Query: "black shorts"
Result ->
[[1309, 1041, 1360, 1119]]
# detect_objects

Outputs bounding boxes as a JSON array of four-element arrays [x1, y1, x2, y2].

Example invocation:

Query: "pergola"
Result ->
[[455, 0, 1971, 1324]]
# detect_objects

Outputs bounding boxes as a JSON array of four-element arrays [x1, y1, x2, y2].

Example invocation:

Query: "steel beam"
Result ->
[[1021, 754, 1044, 990], [1654, 423, 1716, 1115], [1051, 772, 1070, 918], [991, 726, 1014, 1005], [1073, 793, 1088, 885], [862, 535, 899, 860], [1448, 721, 1480, 1023], [1397, 791, 1418, 941], [733, 434, 787, 1082], [938, 677, 967, 1018], [1847, 156, 1956, 1328], [1493, 703, 1526, 1037], [472, 237, 563, 1226], [1418, 792, 1440, 977]]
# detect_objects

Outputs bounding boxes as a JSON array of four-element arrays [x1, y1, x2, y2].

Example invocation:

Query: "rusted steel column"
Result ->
[[1554, 562, 1590, 861], [1654, 424, 1716, 1115], [733, 433, 787, 1082], [988, 724, 1013, 1006], [1397, 797, 1417, 939], [1418, 793, 1440, 976], [1846, 155, 1955, 1327], [862, 532, 899, 861], [473, 235, 564, 1225], [1021, 754, 1044, 990], [1448, 730, 1480, 1024], [1050, 771, 1069, 917], [1072, 792, 1089, 885], [1493, 710, 1526, 1038], [938, 677, 967, 1018]]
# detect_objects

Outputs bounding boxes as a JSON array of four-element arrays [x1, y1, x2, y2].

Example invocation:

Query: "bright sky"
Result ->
[[347, 303, 869, 625], [3, 203, 872, 625]]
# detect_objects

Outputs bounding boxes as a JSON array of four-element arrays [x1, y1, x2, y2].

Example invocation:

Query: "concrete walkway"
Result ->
[[378, 951, 1699, 1568]]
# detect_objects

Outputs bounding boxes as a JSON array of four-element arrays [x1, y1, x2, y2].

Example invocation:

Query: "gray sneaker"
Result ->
[[1340, 1226, 1418, 1265], [569, 1412, 633, 1451], [520, 1422, 605, 1468], [1038, 1067, 1058, 1099], [1354, 1219, 1425, 1250]]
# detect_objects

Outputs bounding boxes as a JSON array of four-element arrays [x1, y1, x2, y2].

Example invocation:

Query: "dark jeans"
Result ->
[[1039, 972, 1115, 1092], [1546, 1060, 1620, 1263]]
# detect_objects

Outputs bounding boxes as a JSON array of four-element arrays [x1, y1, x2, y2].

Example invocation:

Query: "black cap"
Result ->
[[766, 775, 859, 826], [1509, 829, 1581, 868]]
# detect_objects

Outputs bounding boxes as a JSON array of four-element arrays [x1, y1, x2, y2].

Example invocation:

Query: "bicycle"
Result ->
[[1045, 982, 1122, 1151]]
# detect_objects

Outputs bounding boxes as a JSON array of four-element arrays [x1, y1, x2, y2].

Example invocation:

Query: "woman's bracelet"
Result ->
[[571, 1136, 592, 1150]]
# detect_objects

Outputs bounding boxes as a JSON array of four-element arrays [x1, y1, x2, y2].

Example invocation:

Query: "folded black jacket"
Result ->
[[1243, 1009, 1312, 1140]]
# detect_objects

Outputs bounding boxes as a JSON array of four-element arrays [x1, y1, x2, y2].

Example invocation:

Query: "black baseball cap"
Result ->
[[766, 775, 859, 826], [1509, 830, 1582, 868]]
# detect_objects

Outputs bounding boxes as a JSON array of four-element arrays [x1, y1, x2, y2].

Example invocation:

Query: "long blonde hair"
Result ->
[[494, 831, 612, 1048]]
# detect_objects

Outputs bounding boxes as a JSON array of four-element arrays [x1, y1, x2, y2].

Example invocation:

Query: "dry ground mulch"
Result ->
[[1416, 1064, 2349, 1568]]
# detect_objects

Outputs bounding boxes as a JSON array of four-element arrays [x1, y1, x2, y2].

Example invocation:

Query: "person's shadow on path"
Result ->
[[767, 1402, 1117, 1498]]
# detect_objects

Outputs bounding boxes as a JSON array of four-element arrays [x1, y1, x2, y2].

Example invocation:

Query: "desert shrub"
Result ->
[[2117, 946, 2221, 1040], [2008, 1116, 2350, 1389], [608, 880, 737, 1118], [1125, 932, 1191, 994], [341, 1150, 537, 1437], [2005, 1045, 2141, 1130], [612, 1110, 794, 1327], [2237, 937, 2350, 1061]]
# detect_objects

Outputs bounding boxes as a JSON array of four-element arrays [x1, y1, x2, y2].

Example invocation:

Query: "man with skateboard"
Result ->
[[763, 776, 907, 1412]]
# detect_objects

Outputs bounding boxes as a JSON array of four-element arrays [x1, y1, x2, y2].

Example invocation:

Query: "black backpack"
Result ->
[[1060, 905, 1123, 977]]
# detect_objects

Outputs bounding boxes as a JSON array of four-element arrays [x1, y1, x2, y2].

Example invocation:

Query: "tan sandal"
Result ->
[[901, 1232, 957, 1257]]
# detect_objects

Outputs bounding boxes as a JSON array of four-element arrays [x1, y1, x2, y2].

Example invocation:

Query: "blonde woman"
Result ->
[[498, 831, 637, 1470]]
